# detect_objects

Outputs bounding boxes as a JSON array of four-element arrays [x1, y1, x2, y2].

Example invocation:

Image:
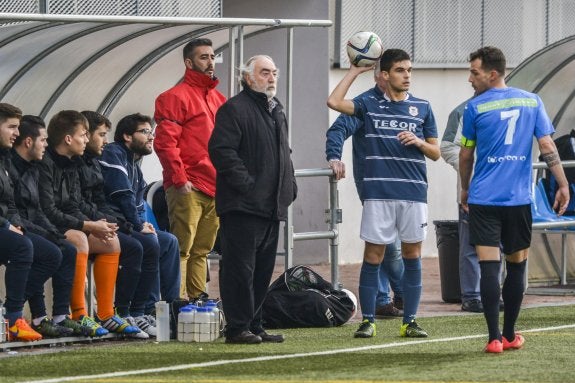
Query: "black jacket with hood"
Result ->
[[78, 152, 132, 234], [9, 149, 67, 244], [208, 83, 297, 221], [0, 148, 23, 229], [37, 146, 89, 233]]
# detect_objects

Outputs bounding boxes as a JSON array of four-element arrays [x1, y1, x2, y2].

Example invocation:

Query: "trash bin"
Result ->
[[433, 220, 462, 303]]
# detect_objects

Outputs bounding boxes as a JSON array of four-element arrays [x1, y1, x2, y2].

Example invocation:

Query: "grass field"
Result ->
[[1, 304, 574, 383]]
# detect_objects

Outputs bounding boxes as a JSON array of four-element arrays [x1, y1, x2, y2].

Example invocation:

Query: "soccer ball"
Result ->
[[346, 31, 384, 67], [341, 288, 358, 318]]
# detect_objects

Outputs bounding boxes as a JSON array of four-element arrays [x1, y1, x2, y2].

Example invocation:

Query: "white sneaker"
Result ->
[[123, 316, 149, 339], [134, 315, 157, 337]]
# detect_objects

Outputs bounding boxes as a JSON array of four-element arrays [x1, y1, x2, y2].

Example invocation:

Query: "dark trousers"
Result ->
[[26, 233, 76, 318], [51, 241, 76, 316], [147, 230, 180, 312], [115, 231, 161, 317], [0, 228, 33, 318], [219, 213, 279, 337], [131, 231, 160, 317]]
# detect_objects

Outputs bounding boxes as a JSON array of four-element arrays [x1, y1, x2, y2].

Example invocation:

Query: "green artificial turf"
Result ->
[[1, 305, 574, 383]]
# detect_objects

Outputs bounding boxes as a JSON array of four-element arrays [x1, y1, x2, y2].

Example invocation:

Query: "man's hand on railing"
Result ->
[[328, 159, 346, 180], [553, 185, 570, 216]]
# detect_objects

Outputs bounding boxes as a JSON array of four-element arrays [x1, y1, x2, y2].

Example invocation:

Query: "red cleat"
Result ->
[[484, 339, 503, 353], [502, 333, 525, 350]]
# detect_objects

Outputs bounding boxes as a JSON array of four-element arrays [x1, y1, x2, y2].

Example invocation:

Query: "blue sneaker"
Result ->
[[79, 315, 109, 337], [99, 315, 140, 335]]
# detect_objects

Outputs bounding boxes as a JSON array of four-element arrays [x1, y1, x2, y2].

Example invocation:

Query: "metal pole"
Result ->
[[236, 25, 244, 95], [284, 27, 295, 270], [333, 0, 342, 68], [39, 0, 49, 13], [228, 26, 237, 98], [533, 160, 575, 169], [329, 174, 340, 288], [561, 233, 567, 285], [0, 13, 332, 27], [411, 0, 416, 60]]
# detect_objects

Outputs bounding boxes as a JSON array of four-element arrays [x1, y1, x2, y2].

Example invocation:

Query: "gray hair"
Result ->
[[238, 54, 278, 84]]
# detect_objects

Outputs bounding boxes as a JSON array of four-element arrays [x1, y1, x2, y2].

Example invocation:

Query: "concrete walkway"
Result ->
[[208, 256, 575, 318]]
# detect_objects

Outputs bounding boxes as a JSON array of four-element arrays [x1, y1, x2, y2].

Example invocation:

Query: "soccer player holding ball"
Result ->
[[327, 48, 440, 339]]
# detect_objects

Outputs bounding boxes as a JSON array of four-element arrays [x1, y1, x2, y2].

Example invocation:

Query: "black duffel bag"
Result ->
[[262, 265, 356, 328]]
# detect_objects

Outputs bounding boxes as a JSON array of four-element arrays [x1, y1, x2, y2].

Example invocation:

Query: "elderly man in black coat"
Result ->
[[209, 55, 297, 344]]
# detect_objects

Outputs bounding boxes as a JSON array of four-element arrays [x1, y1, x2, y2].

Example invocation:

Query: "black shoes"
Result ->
[[375, 302, 403, 318], [225, 330, 262, 344], [461, 299, 483, 313], [461, 299, 504, 312], [225, 330, 285, 344], [256, 331, 284, 343]]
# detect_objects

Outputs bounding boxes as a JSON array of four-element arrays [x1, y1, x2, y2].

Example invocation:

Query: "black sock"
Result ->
[[480, 261, 502, 342], [502, 260, 526, 341]]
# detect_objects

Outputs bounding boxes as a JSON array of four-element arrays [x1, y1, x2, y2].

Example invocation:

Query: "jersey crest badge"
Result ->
[[409, 106, 419, 117]]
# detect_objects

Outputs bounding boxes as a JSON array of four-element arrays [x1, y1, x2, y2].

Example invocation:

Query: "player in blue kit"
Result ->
[[327, 49, 440, 338], [459, 46, 570, 353]]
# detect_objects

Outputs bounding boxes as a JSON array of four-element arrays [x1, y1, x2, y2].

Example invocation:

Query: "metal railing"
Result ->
[[532, 160, 575, 285], [282, 168, 341, 288]]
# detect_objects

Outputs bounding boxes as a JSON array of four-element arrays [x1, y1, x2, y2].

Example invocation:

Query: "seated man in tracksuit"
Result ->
[[99, 113, 180, 313], [79, 110, 159, 338], [0, 103, 38, 341], [37, 110, 139, 336], [9, 115, 90, 338]]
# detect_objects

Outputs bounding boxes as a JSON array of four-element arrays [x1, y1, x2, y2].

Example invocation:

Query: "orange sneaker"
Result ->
[[484, 339, 503, 353], [8, 318, 43, 341], [502, 333, 525, 350]]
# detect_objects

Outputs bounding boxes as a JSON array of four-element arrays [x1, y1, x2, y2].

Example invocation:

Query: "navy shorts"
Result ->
[[468, 204, 532, 255]]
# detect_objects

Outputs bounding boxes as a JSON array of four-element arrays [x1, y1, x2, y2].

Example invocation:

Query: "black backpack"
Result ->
[[262, 265, 355, 328]]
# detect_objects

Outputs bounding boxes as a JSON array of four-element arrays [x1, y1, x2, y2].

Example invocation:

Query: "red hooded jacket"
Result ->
[[154, 69, 226, 197]]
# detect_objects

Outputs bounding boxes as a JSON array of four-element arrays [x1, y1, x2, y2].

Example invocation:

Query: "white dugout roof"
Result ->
[[0, 13, 330, 121], [507, 34, 575, 137]]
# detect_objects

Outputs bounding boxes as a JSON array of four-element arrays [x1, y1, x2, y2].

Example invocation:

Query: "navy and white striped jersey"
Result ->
[[352, 86, 437, 203]]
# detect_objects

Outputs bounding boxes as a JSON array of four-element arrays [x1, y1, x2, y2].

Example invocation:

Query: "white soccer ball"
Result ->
[[346, 31, 384, 67], [341, 288, 358, 318]]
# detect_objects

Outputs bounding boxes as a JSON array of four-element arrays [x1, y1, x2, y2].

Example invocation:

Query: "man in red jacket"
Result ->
[[154, 38, 226, 300]]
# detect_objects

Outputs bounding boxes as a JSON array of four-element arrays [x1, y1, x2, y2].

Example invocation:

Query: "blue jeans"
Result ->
[[0, 228, 33, 320], [115, 232, 145, 317], [376, 238, 404, 306], [146, 230, 180, 312], [25, 233, 76, 318], [459, 206, 481, 302]]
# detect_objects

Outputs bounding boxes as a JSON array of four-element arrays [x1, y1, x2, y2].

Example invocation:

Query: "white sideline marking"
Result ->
[[20, 324, 575, 383]]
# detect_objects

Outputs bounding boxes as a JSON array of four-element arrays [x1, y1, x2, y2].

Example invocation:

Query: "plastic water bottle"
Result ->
[[205, 302, 220, 340], [193, 307, 212, 342], [0, 303, 6, 343], [177, 305, 196, 342], [155, 301, 170, 342]]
